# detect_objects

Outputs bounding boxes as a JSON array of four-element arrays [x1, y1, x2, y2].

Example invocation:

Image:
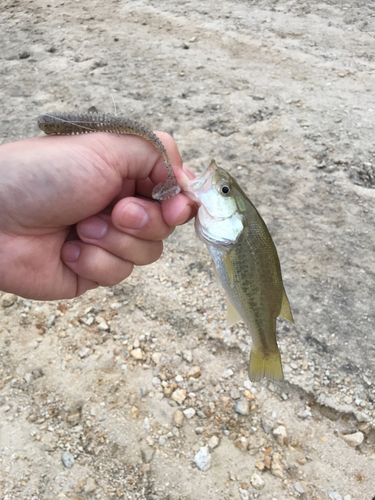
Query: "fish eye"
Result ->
[[219, 183, 231, 195]]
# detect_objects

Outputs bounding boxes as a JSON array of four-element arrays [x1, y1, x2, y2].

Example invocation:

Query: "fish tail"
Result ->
[[249, 348, 284, 382]]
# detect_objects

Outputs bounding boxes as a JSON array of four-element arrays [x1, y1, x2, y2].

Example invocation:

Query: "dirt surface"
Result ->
[[1, 1, 375, 499]]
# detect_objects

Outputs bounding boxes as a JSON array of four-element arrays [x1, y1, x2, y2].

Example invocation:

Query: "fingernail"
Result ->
[[119, 202, 148, 229], [79, 216, 108, 239], [63, 243, 81, 262]]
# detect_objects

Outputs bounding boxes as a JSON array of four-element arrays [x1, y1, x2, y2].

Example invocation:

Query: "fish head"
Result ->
[[184, 160, 245, 245], [184, 159, 238, 217]]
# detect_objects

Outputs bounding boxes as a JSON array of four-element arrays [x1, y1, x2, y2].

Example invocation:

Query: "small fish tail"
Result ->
[[249, 348, 284, 382]]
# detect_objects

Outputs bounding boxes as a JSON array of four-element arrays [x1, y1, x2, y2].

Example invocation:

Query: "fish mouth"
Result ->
[[183, 159, 218, 200]]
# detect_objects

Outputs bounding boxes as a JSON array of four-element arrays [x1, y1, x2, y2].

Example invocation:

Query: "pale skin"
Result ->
[[0, 132, 196, 300]]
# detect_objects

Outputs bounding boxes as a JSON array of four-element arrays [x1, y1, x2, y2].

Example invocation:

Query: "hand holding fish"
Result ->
[[0, 129, 195, 300]]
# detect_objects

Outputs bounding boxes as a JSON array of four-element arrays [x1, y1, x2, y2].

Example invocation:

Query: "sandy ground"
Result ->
[[1, 1, 375, 499]]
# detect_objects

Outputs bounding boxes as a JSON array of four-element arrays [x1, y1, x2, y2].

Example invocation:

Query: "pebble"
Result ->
[[243, 389, 254, 401], [270, 452, 284, 478], [171, 355, 182, 367], [230, 387, 240, 400], [197, 410, 207, 419], [273, 425, 287, 445], [173, 410, 184, 428], [182, 350, 193, 363], [187, 365, 202, 379], [141, 446, 155, 463], [1, 293, 17, 307], [262, 419, 273, 434], [130, 348, 144, 360], [171, 388, 187, 405], [329, 492, 342, 500], [61, 451, 74, 469], [130, 406, 139, 419], [84, 477, 96, 494], [234, 437, 247, 451], [208, 435, 220, 449], [98, 321, 109, 331], [250, 472, 265, 490], [151, 352, 162, 364], [46, 314, 56, 328], [255, 461, 265, 471], [234, 399, 250, 416], [222, 368, 234, 379], [341, 431, 364, 448], [194, 446, 211, 471], [295, 482, 305, 493], [239, 487, 250, 500], [152, 377, 161, 387], [78, 347, 91, 358], [142, 417, 151, 431], [183, 408, 196, 419]]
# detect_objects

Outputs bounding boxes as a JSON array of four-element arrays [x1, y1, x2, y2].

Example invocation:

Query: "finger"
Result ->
[[161, 192, 197, 227], [76, 214, 164, 265], [61, 241, 134, 287], [111, 198, 175, 240], [109, 131, 187, 200]]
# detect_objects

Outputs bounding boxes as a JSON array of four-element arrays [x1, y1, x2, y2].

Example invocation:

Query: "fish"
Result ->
[[37, 112, 181, 200], [183, 159, 293, 381]]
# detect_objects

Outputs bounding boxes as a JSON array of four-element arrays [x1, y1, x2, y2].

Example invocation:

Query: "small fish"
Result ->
[[184, 160, 293, 381], [37, 112, 181, 200]]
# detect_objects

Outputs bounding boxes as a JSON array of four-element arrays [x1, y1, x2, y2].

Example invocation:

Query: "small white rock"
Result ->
[[183, 408, 196, 419], [250, 472, 265, 490], [84, 477, 96, 494], [130, 348, 144, 360], [151, 352, 162, 364], [234, 399, 250, 416], [182, 350, 193, 363], [295, 482, 305, 493], [222, 368, 234, 379], [273, 425, 287, 445], [329, 492, 342, 500], [1, 293, 17, 307], [208, 435, 220, 449], [173, 410, 184, 428], [341, 431, 364, 448], [194, 446, 211, 471], [171, 388, 187, 405], [98, 321, 109, 331], [239, 488, 250, 500], [61, 451, 74, 469]]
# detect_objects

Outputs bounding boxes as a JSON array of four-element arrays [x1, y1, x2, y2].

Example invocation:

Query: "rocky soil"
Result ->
[[1, 0, 375, 499]]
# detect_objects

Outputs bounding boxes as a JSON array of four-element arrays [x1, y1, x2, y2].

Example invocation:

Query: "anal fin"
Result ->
[[279, 288, 294, 323]]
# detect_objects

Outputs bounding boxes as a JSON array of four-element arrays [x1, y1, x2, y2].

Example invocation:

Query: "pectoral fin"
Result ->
[[212, 260, 221, 286], [279, 288, 294, 323], [226, 298, 243, 328]]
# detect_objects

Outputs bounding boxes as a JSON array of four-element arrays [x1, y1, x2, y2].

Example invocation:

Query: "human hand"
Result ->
[[0, 132, 196, 300]]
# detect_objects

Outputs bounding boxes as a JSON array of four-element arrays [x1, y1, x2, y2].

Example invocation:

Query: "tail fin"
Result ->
[[249, 348, 284, 382]]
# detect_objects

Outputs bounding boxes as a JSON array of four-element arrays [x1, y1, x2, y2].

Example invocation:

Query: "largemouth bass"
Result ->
[[184, 160, 293, 381]]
